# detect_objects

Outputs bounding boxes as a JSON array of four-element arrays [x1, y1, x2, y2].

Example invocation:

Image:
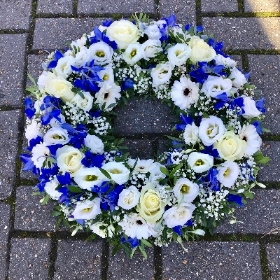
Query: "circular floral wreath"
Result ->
[[21, 14, 269, 258]]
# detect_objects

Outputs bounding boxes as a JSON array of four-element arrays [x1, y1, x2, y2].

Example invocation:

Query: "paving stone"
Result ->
[[114, 97, 178, 136], [0, 111, 21, 199], [162, 241, 262, 280], [215, 189, 280, 234], [0, 34, 27, 106], [123, 138, 154, 159], [202, 17, 280, 50], [26, 54, 47, 87], [33, 18, 105, 50], [78, 0, 155, 14], [54, 239, 102, 279], [201, 0, 238, 12], [266, 244, 280, 279], [244, 0, 280, 12], [9, 238, 51, 280], [0, 0, 32, 30], [14, 186, 57, 231], [248, 55, 280, 134], [37, 0, 73, 14], [0, 203, 10, 280], [159, 0, 196, 24], [107, 246, 154, 280]]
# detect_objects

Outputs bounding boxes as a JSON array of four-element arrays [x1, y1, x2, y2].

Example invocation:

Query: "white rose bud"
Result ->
[[84, 134, 104, 154], [71, 91, 94, 112], [229, 67, 247, 88], [141, 39, 162, 60], [118, 186, 140, 210], [44, 178, 62, 200], [243, 96, 261, 119], [183, 123, 199, 145], [214, 54, 237, 68], [25, 119, 42, 145], [144, 24, 162, 40]]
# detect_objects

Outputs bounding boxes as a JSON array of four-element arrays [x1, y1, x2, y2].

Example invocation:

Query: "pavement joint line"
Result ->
[[201, 12, 280, 17], [196, 0, 202, 25], [238, 0, 244, 13], [48, 234, 58, 279], [154, 0, 160, 20], [241, 53, 249, 72], [35, 13, 77, 18], [154, 246, 162, 280], [259, 242, 271, 280], [72, 0, 78, 17], [0, 30, 29, 34], [101, 241, 109, 280], [0, 106, 23, 111]]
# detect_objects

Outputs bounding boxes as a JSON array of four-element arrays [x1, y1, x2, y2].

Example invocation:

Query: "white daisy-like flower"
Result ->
[[167, 43, 191, 66], [117, 186, 140, 210], [173, 178, 199, 203], [187, 152, 213, 173], [44, 178, 62, 200], [95, 83, 121, 111], [102, 161, 130, 185], [239, 124, 262, 157], [43, 127, 69, 145], [217, 161, 240, 188], [170, 75, 199, 110], [88, 41, 113, 65], [97, 65, 114, 85], [123, 42, 143, 65], [72, 198, 101, 220], [31, 143, 50, 169], [128, 158, 154, 173], [183, 122, 199, 145]]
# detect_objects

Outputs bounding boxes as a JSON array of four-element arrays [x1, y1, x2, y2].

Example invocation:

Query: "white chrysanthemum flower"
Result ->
[[183, 123, 199, 145], [173, 178, 199, 203], [151, 62, 173, 87], [198, 116, 226, 146], [128, 158, 154, 173], [214, 54, 237, 68], [239, 124, 262, 157], [163, 203, 196, 228], [71, 91, 94, 112], [167, 43, 191, 66], [141, 39, 162, 60], [229, 67, 247, 88], [72, 47, 91, 68], [118, 186, 140, 210], [102, 161, 130, 185], [123, 42, 143, 65], [25, 120, 42, 145], [84, 134, 104, 154], [242, 96, 261, 119], [187, 152, 213, 173], [170, 75, 199, 110], [201, 75, 233, 98], [97, 65, 114, 85], [73, 167, 106, 191], [89, 41, 113, 65], [72, 198, 101, 220], [44, 178, 62, 200], [31, 143, 50, 169], [144, 24, 162, 40], [43, 127, 69, 145], [54, 56, 75, 78], [217, 161, 240, 188], [95, 83, 121, 111]]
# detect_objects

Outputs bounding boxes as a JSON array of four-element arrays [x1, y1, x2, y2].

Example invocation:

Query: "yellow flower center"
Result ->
[[175, 50, 182, 56], [130, 49, 137, 57], [195, 159, 204, 166], [223, 168, 230, 176], [86, 175, 98, 181], [82, 207, 92, 212], [103, 74, 109, 81], [110, 169, 121, 174], [181, 184, 190, 194], [96, 51, 105, 57]]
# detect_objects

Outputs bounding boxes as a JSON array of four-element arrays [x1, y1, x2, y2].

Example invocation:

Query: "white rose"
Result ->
[[151, 62, 173, 87], [214, 54, 237, 68], [242, 96, 261, 119], [183, 123, 199, 145], [173, 178, 199, 203], [118, 186, 140, 210], [201, 76, 233, 98], [144, 24, 161, 40], [43, 127, 69, 145], [141, 39, 162, 60], [31, 143, 50, 169], [44, 179, 62, 200], [187, 152, 214, 173], [71, 91, 93, 112], [123, 42, 143, 65], [89, 41, 113, 65], [106, 19, 140, 49], [229, 67, 247, 88], [167, 43, 191, 66], [102, 161, 130, 185], [84, 134, 104, 154], [217, 161, 240, 188], [72, 198, 101, 220], [54, 56, 75, 78], [72, 47, 91, 68], [198, 116, 226, 146], [25, 119, 42, 144], [163, 203, 196, 228], [56, 145, 83, 176]]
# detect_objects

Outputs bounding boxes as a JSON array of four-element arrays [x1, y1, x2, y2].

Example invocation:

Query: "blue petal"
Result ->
[[173, 225, 182, 235], [227, 194, 243, 206], [57, 172, 72, 186]]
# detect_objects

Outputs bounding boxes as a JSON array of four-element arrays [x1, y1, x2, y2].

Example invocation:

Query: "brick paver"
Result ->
[[201, 0, 238, 12], [37, 0, 73, 15], [266, 244, 280, 279], [244, 0, 280, 12]]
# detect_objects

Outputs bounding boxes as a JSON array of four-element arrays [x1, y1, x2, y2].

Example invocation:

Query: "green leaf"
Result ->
[[77, 91, 85, 99], [141, 239, 153, 248], [160, 166, 169, 176], [139, 245, 147, 259], [51, 210, 62, 217], [243, 191, 254, 199], [170, 163, 183, 178], [27, 73, 37, 86], [67, 186, 83, 193], [99, 168, 112, 180], [253, 151, 271, 164], [40, 194, 50, 205]]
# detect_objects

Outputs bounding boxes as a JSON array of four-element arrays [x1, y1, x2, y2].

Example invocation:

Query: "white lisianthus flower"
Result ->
[[31, 143, 50, 169], [43, 127, 69, 145], [72, 198, 101, 220], [72, 47, 91, 68], [70, 35, 87, 49], [144, 24, 161, 40], [201, 76, 233, 98], [217, 161, 240, 188], [163, 203, 196, 228], [73, 167, 106, 191], [25, 120, 42, 145], [229, 67, 247, 88], [84, 134, 104, 154], [243, 96, 261, 119], [183, 123, 199, 145], [106, 19, 140, 49], [167, 43, 191, 66], [148, 162, 166, 182], [89, 222, 114, 238], [118, 186, 140, 210], [187, 152, 214, 173], [214, 54, 237, 68], [215, 131, 246, 161], [173, 178, 199, 203], [128, 158, 154, 173], [151, 62, 173, 87], [198, 116, 226, 146], [54, 56, 75, 78], [189, 36, 216, 63], [102, 162, 130, 185], [89, 42, 113, 65], [141, 39, 162, 60], [123, 42, 143, 65], [44, 178, 62, 200], [71, 91, 94, 112], [239, 124, 262, 157], [56, 145, 83, 176], [170, 75, 199, 110], [97, 65, 114, 85], [95, 83, 121, 111]]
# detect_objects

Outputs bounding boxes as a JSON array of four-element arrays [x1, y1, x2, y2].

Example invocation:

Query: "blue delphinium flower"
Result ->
[[227, 194, 243, 206], [25, 97, 36, 119]]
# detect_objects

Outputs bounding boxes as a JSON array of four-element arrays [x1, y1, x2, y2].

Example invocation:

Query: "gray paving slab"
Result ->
[[0, 34, 27, 106], [26, 54, 47, 87], [33, 18, 105, 50], [158, 0, 196, 24], [37, 0, 73, 14], [107, 247, 154, 279], [8, 238, 51, 280], [162, 241, 262, 280], [0, 203, 10, 280], [202, 17, 280, 50], [266, 244, 280, 280], [123, 139, 154, 159], [0, 111, 21, 199], [215, 189, 280, 234], [54, 239, 102, 279], [14, 186, 57, 231], [201, 0, 238, 12], [78, 0, 155, 14], [244, 0, 280, 12], [0, 0, 32, 30], [248, 55, 280, 134]]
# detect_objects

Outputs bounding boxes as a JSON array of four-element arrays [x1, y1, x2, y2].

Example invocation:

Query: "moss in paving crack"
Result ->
[[241, 53, 249, 72], [228, 49, 280, 55], [258, 182, 280, 189], [262, 135, 280, 141], [72, 0, 78, 17], [201, 11, 280, 17], [195, 0, 202, 25], [259, 243, 271, 279], [238, 0, 244, 13], [48, 235, 58, 279], [154, 246, 162, 280], [101, 241, 109, 280]]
